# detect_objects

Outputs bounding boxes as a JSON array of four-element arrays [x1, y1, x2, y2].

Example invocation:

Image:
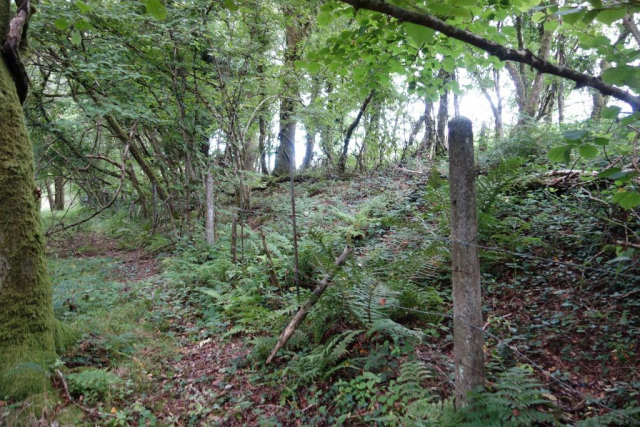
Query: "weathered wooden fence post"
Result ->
[[448, 116, 485, 407]]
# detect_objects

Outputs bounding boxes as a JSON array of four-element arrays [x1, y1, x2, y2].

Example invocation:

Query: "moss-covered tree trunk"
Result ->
[[0, 1, 58, 398]]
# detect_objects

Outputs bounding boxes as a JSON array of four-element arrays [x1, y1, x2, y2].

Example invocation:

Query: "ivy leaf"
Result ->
[[71, 31, 82, 46], [144, 0, 167, 21], [54, 18, 71, 31], [578, 145, 597, 159], [548, 146, 570, 162], [601, 105, 621, 119], [404, 23, 435, 46]]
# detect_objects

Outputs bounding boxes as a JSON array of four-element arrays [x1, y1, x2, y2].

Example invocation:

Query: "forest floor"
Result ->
[[2, 162, 640, 426]]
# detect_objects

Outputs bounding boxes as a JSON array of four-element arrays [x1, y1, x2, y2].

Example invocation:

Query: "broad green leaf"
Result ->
[[596, 8, 627, 25], [71, 31, 82, 46], [601, 105, 621, 119], [544, 20, 558, 32], [307, 62, 322, 74], [594, 137, 609, 146], [54, 18, 70, 31], [75, 1, 91, 13], [602, 66, 640, 92], [598, 167, 621, 178], [548, 146, 570, 162], [578, 145, 597, 159], [293, 60, 307, 70], [613, 191, 640, 208], [144, 0, 167, 21], [318, 11, 332, 26], [404, 23, 435, 46], [563, 129, 588, 141], [532, 12, 546, 23], [75, 19, 94, 32]]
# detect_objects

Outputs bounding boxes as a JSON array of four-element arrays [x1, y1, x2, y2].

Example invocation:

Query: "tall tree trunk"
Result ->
[[45, 181, 55, 211], [557, 35, 566, 124], [302, 78, 320, 170], [453, 69, 461, 117], [273, 17, 305, 176], [339, 90, 375, 173], [591, 60, 611, 120], [416, 102, 436, 157], [258, 116, 269, 174], [0, 5, 58, 397], [437, 87, 449, 152], [54, 176, 64, 211]]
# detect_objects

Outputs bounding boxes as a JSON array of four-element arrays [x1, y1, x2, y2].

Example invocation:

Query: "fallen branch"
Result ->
[[266, 245, 353, 364]]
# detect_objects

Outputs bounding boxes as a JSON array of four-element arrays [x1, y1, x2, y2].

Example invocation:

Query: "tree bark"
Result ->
[[339, 90, 375, 172], [54, 176, 64, 211], [45, 181, 55, 211], [437, 82, 449, 152], [0, 7, 58, 397], [591, 60, 611, 120], [273, 16, 306, 176]]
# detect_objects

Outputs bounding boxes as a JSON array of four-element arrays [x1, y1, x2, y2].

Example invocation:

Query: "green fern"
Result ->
[[284, 329, 362, 384], [477, 157, 525, 213]]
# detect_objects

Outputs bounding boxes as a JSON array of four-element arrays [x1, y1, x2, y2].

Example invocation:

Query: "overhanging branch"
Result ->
[[340, 0, 640, 111]]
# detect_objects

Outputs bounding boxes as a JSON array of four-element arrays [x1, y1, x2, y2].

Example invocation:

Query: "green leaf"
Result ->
[[548, 146, 570, 162], [601, 105, 621, 119], [578, 145, 598, 159], [318, 11, 332, 26], [596, 8, 627, 25], [144, 0, 167, 21], [293, 60, 307, 70], [613, 191, 640, 209], [224, 0, 239, 11], [54, 18, 70, 31], [563, 129, 588, 141], [307, 62, 322, 74], [602, 66, 640, 92], [532, 12, 546, 23], [598, 167, 626, 179], [71, 31, 82, 46], [404, 23, 435, 46], [75, 1, 91, 13], [74, 19, 94, 32], [594, 137, 609, 146]]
